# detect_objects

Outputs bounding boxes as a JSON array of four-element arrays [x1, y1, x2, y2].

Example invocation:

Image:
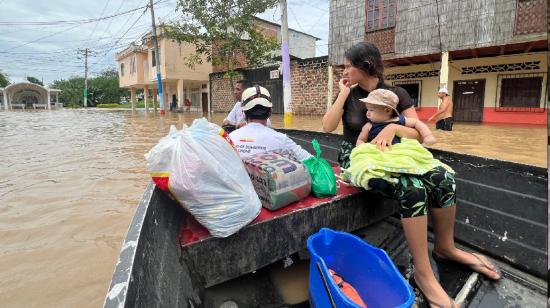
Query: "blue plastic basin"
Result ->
[[307, 228, 414, 308]]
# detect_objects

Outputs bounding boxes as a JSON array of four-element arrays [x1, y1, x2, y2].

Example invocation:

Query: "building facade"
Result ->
[[329, 0, 548, 124], [116, 28, 212, 112], [0, 82, 61, 110]]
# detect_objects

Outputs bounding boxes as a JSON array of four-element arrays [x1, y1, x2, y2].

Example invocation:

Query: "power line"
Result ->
[[89, 4, 149, 71], [86, 0, 113, 41], [0, 2, 157, 26]]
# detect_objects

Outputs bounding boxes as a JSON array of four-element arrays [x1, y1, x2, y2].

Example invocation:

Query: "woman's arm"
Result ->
[[322, 79, 350, 132]]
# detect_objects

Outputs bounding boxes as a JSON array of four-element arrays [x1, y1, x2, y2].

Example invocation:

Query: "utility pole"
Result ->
[[149, 0, 165, 116], [77, 48, 93, 108], [280, 0, 292, 127]]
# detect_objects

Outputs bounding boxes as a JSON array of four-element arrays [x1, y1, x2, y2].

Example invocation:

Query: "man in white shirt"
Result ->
[[222, 80, 271, 131], [229, 86, 312, 161]]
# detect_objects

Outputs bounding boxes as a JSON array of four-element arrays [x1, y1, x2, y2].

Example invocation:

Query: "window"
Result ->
[[366, 0, 397, 32], [130, 56, 136, 75], [151, 48, 160, 67], [120, 63, 125, 76], [393, 80, 422, 108], [496, 73, 546, 111]]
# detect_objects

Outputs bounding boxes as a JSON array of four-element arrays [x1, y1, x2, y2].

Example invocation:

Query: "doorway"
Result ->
[[202, 93, 208, 115], [452, 79, 486, 122]]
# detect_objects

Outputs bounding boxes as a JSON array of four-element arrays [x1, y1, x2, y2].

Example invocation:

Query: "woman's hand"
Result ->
[[338, 78, 351, 95], [370, 124, 398, 151], [322, 78, 350, 132]]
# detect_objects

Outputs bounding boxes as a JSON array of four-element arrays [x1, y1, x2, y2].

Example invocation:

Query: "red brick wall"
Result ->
[[210, 71, 244, 112], [210, 57, 337, 115], [515, 0, 547, 35], [364, 28, 395, 54], [290, 57, 330, 115]]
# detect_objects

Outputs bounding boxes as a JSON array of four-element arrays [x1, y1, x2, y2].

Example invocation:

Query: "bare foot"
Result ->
[[413, 271, 459, 308], [433, 248, 501, 280]]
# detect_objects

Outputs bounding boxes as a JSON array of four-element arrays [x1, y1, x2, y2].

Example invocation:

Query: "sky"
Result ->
[[0, 0, 329, 85]]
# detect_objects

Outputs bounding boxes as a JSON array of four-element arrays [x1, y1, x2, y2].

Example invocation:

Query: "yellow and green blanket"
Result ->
[[342, 138, 454, 189]]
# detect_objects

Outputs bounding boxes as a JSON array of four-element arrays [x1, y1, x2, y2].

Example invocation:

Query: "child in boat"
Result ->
[[347, 88, 451, 192], [356, 88, 436, 147]]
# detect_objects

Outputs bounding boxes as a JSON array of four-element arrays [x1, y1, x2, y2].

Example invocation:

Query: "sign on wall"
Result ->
[[270, 70, 280, 79]]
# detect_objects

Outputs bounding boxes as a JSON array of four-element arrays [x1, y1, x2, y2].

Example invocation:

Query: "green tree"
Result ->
[[0, 70, 10, 87], [50, 76, 85, 107], [50, 68, 128, 107], [88, 68, 129, 106], [165, 0, 279, 78], [26, 76, 44, 86]]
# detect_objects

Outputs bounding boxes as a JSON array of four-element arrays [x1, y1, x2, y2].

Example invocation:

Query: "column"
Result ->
[[2, 90, 6, 110], [177, 79, 184, 109], [439, 52, 449, 88], [153, 89, 158, 113], [47, 90, 51, 110], [143, 86, 149, 112], [130, 87, 136, 111], [438, 51, 450, 108], [162, 81, 169, 111]]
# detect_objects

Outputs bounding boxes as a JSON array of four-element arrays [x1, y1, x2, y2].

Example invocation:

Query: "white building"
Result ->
[[0, 82, 62, 110]]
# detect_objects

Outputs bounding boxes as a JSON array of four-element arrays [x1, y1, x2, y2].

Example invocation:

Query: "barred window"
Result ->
[[366, 0, 397, 32], [496, 73, 546, 112], [393, 80, 422, 108]]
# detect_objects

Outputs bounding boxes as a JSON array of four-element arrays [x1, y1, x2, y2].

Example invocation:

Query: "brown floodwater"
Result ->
[[0, 109, 546, 307]]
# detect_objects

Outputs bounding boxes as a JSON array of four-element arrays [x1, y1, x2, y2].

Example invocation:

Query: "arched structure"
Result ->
[[0, 82, 61, 110]]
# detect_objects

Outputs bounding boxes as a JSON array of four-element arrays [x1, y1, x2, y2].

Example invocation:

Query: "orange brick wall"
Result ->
[[364, 28, 395, 54], [210, 71, 245, 112], [290, 57, 330, 115]]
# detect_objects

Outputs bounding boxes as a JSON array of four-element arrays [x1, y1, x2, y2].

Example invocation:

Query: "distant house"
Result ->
[[116, 18, 319, 113], [0, 82, 61, 110], [116, 27, 212, 112], [329, 0, 547, 124]]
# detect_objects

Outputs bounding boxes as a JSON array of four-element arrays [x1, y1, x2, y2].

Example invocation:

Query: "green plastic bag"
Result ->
[[303, 139, 337, 197]]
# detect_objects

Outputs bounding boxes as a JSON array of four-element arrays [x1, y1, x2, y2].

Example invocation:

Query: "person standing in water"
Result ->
[[428, 88, 454, 131]]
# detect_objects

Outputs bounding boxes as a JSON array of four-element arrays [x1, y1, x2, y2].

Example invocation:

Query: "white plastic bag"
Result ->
[[145, 118, 261, 237]]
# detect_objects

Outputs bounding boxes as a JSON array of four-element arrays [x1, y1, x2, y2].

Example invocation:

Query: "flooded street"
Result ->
[[0, 109, 546, 307]]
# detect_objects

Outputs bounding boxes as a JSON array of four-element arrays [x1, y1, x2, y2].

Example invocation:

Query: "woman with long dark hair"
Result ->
[[323, 42, 500, 308]]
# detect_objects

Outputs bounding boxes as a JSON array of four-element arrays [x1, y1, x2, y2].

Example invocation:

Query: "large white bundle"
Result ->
[[145, 118, 261, 237]]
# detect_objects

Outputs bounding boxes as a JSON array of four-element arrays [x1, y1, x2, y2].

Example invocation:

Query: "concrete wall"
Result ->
[[118, 52, 147, 87], [328, 0, 366, 64], [159, 39, 212, 82], [118, 38, 211, 89], [256, 19, 318, 59]]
